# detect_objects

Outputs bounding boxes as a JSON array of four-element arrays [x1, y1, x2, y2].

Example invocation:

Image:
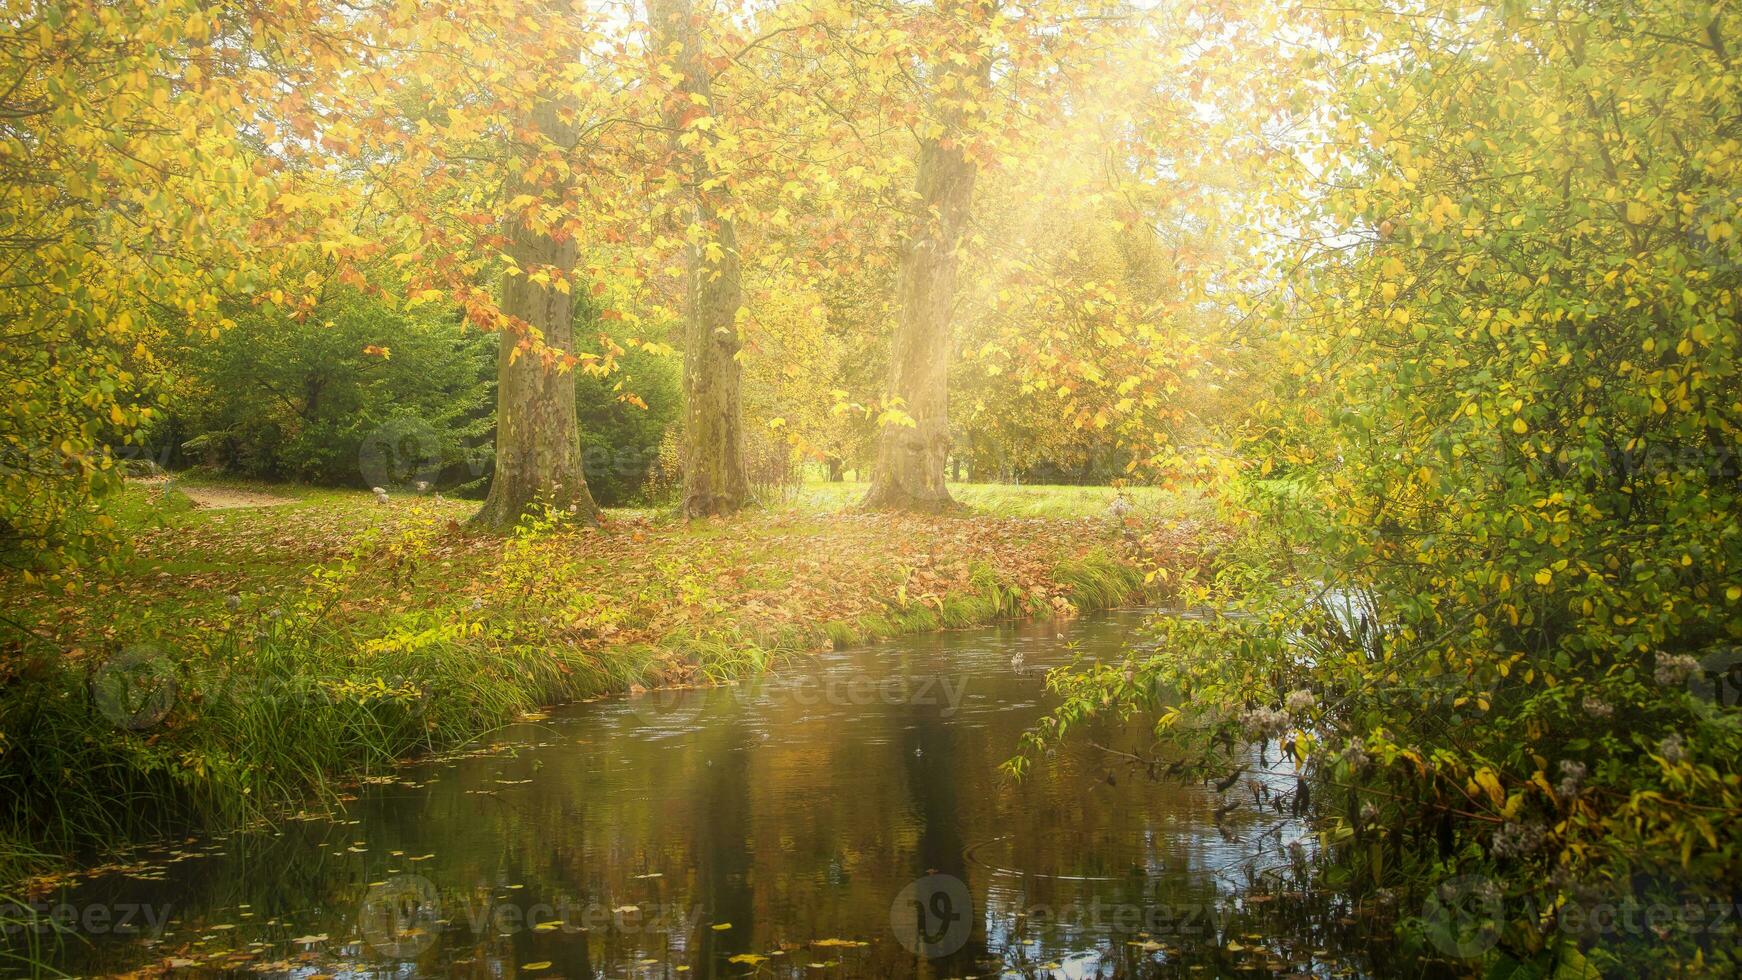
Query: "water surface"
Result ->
[[17, 609, 1364, 978]]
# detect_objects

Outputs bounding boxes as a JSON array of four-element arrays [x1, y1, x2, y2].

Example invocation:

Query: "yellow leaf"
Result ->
[[1474, 767, 1504, 808]]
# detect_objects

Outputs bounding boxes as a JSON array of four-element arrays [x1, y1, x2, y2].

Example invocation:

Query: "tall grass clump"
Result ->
[[1051, 551, 1146, 612]]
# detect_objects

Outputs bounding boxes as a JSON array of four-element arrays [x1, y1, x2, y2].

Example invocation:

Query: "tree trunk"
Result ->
[[474, 99, 597, 530], [863, 10, 987, 511], [653, 0, 748, 519]]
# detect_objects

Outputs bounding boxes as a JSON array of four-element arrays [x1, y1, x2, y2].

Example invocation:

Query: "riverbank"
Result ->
[[0, 476, 1210, 882]]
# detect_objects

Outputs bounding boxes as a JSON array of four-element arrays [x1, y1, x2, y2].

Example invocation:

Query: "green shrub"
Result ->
[[573, 301, 682, 506], [168, 293, 495, 491]]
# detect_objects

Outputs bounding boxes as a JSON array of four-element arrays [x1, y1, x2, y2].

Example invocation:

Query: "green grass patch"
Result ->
[[822, 620, 861, 648], [1052, 551, 1147, 612], [890, 605, 941, 633]]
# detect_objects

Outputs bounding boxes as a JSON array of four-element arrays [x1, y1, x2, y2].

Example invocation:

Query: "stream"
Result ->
[[10, 609, 1374, 978]]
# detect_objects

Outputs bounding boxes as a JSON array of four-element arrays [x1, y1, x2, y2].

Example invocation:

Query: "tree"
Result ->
[[861, 0, 993, 510], [1023, 2, 1742, 972], [0, 0, 318, 573], [650, 0, 750, 517], [474, 97, 600, 528], [252, 0, 632, 529]]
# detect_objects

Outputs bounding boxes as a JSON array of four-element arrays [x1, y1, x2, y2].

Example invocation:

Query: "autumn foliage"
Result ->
[[4, 0, 1740, 973]]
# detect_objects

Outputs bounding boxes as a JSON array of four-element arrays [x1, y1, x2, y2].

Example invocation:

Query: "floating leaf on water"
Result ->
[[710, 922, 732, 931], [533, 921, 561, 932], [811, 938, 867, 948], [728, 954, 768, 965], [409, 853, 436, 861], [520, 961, 553, 971], [291, 934, 329, 944], [632, 872, 663, 879], [611, 905, 639, 914]]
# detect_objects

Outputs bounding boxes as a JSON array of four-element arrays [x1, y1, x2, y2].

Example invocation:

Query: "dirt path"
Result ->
[[132, 475, 294, 510]]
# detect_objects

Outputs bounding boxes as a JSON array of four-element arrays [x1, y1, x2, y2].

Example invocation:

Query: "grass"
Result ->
[[0, 472, 1202, 882], [776, 479, 1211, 521]]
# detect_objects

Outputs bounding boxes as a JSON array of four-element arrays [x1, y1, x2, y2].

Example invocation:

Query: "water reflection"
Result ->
[[17, 610, 1373, 978]]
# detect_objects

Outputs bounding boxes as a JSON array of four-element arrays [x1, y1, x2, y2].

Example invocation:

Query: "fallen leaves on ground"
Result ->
[[4, 488, 1207, 691]]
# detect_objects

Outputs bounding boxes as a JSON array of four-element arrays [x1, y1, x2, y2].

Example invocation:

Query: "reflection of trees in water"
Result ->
[[340, 728, 712, 973], [691, 713, 755, 972], [900, 695, 987, 974]]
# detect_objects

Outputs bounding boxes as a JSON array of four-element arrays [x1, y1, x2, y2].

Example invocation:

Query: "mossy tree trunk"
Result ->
[[654, 0, 748, 518], [474, 99, 598, 530]]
